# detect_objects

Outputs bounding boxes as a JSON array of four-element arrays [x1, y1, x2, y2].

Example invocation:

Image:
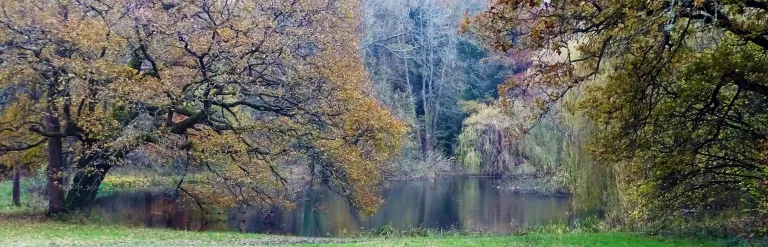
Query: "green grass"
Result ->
[[0, 176, 746, 246], [0, 172, 173, 214], [0, 216, 349, 246], [0, 217, 731, 247], [0, 178, 46, 215], [336, 233, 725, 247]]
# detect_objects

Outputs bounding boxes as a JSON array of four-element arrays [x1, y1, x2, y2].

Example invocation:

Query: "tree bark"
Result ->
[[420, 44, 433, 153], [63, 161, 110, 212], [12, 167, 21, 206], [399, 36, 424, 154], [44, 114, 65, 215]]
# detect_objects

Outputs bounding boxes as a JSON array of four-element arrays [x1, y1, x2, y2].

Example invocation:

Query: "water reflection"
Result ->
[[92, 176, 572, 236]]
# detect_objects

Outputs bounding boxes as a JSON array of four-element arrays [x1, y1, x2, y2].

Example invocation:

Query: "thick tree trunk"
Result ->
[[64, 162, 110, 212], [44, 114, 65, 215], [12, 167, 21, 206]]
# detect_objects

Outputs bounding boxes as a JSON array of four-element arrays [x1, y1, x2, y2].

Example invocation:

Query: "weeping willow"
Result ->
[[457, 89, 619, 213], [457, 101, 533, 176]]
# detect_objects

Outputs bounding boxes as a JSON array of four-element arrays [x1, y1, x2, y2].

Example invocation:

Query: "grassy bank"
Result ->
[[0, 216, 732, 247], [0, 177, 752, 246], [0, 178, 46, 215]]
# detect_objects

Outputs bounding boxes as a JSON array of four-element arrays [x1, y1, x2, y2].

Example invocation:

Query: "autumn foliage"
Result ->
[[0, 0, 405, 214], [469, 0, 768, 232]]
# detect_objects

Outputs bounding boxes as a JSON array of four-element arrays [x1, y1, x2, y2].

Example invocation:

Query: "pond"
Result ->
[[91, 176, 572, 236]]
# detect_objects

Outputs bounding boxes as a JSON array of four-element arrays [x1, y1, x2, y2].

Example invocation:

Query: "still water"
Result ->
[[92, 176, 572, 236]]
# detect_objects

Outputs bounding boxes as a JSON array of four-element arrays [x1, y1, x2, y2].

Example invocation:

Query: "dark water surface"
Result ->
[[92, 176, 572, 236]]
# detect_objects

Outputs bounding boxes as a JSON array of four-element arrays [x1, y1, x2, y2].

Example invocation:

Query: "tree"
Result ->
[[0, 95, 46, 206], [0, 0, 405, 215], [362, 0, 506, 162], [456, 101, 522, 175], [0, 0, 140, 213], [468, 0, 768, 224]]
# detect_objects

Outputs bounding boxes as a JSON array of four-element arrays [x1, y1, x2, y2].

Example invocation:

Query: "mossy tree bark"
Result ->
[[63, 156, 111, 212]]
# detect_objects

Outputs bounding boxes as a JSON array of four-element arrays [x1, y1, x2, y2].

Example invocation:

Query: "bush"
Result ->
[[391, 151, 455, 179], [101, 175, 152, 189]]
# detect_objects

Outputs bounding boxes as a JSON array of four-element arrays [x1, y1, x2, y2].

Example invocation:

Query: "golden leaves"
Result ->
[[0, 97, 46, 168], [0, 0, 406, 213]]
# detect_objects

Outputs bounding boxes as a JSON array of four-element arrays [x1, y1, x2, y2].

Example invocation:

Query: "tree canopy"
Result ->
[[0, 0, 405, 214], [468, 0, 768, 223]]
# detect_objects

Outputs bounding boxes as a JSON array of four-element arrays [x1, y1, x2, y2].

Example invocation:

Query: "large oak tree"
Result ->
[[0, 0, 405, 215]]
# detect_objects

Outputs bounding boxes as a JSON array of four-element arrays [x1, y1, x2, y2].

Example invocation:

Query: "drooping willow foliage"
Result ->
[[467, 0, 768, 233], [457, 86, 619, 213], [457, 101, 527, 175]]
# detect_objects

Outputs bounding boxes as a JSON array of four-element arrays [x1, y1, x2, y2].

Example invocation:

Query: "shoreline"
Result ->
[[0, 216, 731, 247]]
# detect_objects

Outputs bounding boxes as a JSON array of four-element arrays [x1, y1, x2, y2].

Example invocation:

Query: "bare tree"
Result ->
[[362, 0, 485, 157]]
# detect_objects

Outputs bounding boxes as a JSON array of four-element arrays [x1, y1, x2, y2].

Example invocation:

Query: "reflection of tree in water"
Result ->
[[91, 177, 572, 236], [92, 191, 216, 231], [459, 178, 573, 232]]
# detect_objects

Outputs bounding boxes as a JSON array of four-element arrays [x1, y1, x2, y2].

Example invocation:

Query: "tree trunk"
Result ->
[[421, 78, 432, 153], [425, 15, 436, 153], [64, 162, 110, 212], [399, 35, 424, 154], [420, 51, 433, 153], [12, 167, 21, 206], [44, 114, 65, 215], [62, 139, 76, 189]]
